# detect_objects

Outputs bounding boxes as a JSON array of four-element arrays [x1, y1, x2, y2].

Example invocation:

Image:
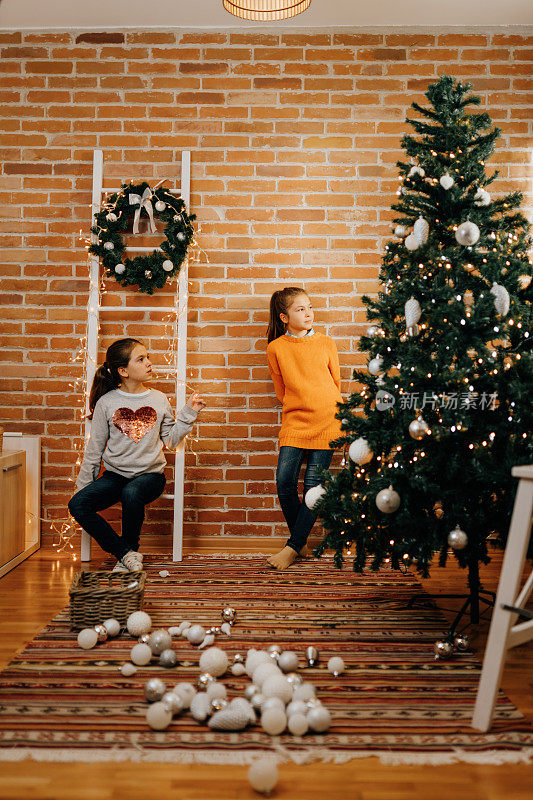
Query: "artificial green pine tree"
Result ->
[[315, 76, 532, 617]]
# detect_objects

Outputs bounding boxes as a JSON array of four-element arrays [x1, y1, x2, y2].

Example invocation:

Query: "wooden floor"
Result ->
[[0, 544, 532, 800]]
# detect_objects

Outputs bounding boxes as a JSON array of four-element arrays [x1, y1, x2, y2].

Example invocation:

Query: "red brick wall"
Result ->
[[1, 29, 532, 550]]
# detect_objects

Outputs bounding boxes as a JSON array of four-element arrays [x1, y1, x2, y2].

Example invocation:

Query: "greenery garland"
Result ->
[[89, 181, 196, 294]]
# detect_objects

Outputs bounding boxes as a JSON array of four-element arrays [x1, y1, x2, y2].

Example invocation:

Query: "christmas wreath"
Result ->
[[89, 181, 196, 294]]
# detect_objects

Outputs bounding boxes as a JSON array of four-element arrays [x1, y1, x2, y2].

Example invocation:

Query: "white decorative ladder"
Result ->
[[80, 149, 191, 563]]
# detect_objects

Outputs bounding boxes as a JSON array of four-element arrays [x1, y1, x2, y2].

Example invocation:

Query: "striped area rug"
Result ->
[[0, 554, 531, 765]]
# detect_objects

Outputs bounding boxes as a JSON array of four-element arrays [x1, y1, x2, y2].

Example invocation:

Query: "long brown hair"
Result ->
[[88, 338, 142, 418], [267, 287, 308, 344]]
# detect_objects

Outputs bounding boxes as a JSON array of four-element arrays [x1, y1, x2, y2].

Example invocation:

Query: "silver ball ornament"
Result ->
[[409, 416, 429, 440], [144, 677, 166, 702], [285, 672, 303, 687], [455, 221, 480, 246], [155, 200, 166, 211], [439, 173, 454, 190], [138, 633, 151, 645], [148, 629, 172, 655], [161, 691, 184, 715], [221, 606, 236, 625], [93, 624, 108, 643], [368, 355, 383, 376], [375, 486, 401, 514], [366, 324, 381, 337], [210, 697, 229, 712], [434, 640, 454, 660], [267, 644, 282, 659], [448, 526, 468, 550], [394, 225, 407, 237], [127, 611, 152, 637], [454, 634, 470, 652], [186, 624, 206, 644], [197, 672, 215, 690], [159, 649, 178, 668]]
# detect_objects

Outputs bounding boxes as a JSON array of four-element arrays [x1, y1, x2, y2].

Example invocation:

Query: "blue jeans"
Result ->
[[68, 470, 166, 560], [276, 446, 333, 554]]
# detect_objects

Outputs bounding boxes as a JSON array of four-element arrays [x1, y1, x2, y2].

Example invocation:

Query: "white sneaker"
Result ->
[[121, 551, 143, 572], [112, 561, 129, 573]]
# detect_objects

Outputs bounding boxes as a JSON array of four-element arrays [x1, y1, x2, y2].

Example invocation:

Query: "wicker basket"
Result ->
[[69, 570, 146, 630]]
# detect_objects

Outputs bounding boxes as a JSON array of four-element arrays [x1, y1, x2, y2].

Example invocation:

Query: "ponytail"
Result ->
[[88, 337, 142, 418], [267, 287, 307, 344]]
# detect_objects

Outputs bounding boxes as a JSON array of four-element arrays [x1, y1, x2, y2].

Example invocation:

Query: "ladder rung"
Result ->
[[99, 306, 178, 312]]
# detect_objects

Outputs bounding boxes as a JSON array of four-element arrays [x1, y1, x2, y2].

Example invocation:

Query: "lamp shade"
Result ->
[[223, 0, 311, 21]]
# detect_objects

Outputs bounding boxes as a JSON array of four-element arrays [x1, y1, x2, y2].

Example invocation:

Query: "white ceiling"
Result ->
[[1, 0, 532, 29]]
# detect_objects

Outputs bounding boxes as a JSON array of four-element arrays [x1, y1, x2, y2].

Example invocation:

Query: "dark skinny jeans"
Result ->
[[276, 445, 333, 554], [68, 470, 166, 560]]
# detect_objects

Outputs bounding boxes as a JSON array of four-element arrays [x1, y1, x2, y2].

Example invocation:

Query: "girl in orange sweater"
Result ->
[[266, 287, 343, 570]]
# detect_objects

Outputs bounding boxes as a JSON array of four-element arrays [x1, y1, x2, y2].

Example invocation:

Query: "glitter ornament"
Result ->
[[177, 620, 191, 636], [127, 611, 152, 637], [408, 165, 425, 178], [405, 233, 419, 251], [177, 232, 186, 241], [261, 707, 287, 736], [434, 640, 454, 660], [307, 706, 331, 733], [490, 282, 510, 317], [173, 682, 196, 708], [119, 663, 137, 677], [405, 296, 422, 336], [209, 705, 250, 731], [375, 486, 401, 514], [448, 525, 468, 550], [248, 758, 279, 795], [103, 618, 120, 637], [304, 484, 326, 509], [162, 259, 174, 272], [413, 216, 429, 246], [158, 570, 170, 578], [327, 656, 345, 676], [394, 224, 407, 237], [197, 672, 216, 690], [439, 172, 454, 190], [77, 628, 98, 650], [159, 649, 178, 668], [146, 701, 173, 731], [93, 624, 108, 643], [230, 697, 256, 724], [130, 643, 152, 666], [245, 649, 271, 676], [199, 647, 229, 677], [161, 691, 184, 715], [455, 221, 480, 246], [277, 651, 299, 673], [244, 684, 261, 701], [251, 693, 265, 712], [190, 692, 211, 721], [288, 713, 309, 736], [103, 241, 114, 250], [145, 678, 166, 702], [368, 355, 384, 376], [186, 624, 206, 644], [348, 437, 373, 466], [206, 682, 227, 701], [262, 675, 293, 704], [148, 629, 172, 655], [409, 416, 429, 440], [155, 200, 166, 211], [114, 263, 125, 274]]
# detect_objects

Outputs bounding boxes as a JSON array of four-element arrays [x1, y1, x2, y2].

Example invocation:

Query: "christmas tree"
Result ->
[[314, 76, 532, 612]]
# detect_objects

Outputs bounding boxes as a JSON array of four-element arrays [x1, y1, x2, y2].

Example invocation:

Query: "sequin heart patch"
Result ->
[[113, 406, 157, 443]]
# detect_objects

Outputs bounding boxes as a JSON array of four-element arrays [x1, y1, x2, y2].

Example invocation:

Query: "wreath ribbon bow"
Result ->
[[129, 187, 156, 234]]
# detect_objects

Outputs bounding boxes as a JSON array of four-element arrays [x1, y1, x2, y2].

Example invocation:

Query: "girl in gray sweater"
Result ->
[[68, 338, 205, 571]]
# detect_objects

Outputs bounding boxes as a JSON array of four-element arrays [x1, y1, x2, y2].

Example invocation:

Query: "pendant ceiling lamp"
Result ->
[[223, 0, 311, 21]]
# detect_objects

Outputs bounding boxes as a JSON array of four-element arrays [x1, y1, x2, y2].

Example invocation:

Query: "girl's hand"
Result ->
[[188, 392, 206, 413]]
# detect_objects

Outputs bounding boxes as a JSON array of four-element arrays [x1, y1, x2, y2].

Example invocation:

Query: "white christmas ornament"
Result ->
[[304, 484, 326, 510], [293, 683, 316, 702], [248, 758, 279, 795], [190, 692, 212, 721], [130, 643, 152, 666], [455, 221, 480, 246], [103, 241, 114, 251], [286, 700, 308, 717], [162, 259, 174, 272], [375, 486, 401, 514], [209, 706, 251, 731], [474, 187, 491, 206], [262, 675, 293, 704], [103, 618, 120, 637], [490, 282, 510, 317], [253, 661, 282, 688], [146, 701, 173, 731], [413, 216, 429, 246], [405, 296, 422, 335], [199, 634, 216, 649], [114, 264, 125, 275], [307, 706, 331, 733], [186, 624, 206, 644], [155, 200, 166, 211], [245, 649, 271, 677], [404, 233, 419, 251], [231, 663, 246, 676], [288, 713, 309, 736], [206, 682, 227, 701], [127, 611, 152, 637], [119, 662, 137, 677], [408, 165, 425, 178], [106, 212, 118, 221], [77, 628, 98, 650], [173, 682, 196, 708], [277, 651, 299, 673], [327, 657, 346, 676], [348, 437, 373, 466], [440, 173, 454, 190], [177, 621, 191, 636], [368, 355, 384, 376], [220, 622, 232, 636], [394, 224, 407, 237], [262, 697, 285, 714], [448, 525, 468, 550], [199, 647, 229, 677], [230, 697, 256, 724], [261, 707, 287, 736]]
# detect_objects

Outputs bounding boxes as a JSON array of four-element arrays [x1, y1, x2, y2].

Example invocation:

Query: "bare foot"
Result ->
[[267, 546, 298, 571], [297, 545, 312, 559]]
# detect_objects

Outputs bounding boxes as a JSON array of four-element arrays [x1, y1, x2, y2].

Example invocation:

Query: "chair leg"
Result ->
[[472, 479, 533, 732], [80, 530, 91, 562]]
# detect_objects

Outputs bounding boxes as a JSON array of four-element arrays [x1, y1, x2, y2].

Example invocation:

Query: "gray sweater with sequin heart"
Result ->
[[75, 388, 198, 490]]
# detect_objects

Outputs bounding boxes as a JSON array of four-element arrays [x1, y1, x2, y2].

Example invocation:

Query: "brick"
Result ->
[[76, 32, 125, 44]]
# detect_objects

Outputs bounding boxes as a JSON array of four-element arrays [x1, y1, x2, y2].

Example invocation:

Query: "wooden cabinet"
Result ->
[[0, 451, 27, 577]]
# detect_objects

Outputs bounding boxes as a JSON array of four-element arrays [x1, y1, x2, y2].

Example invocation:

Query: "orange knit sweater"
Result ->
[[266, 331, 343, 449]]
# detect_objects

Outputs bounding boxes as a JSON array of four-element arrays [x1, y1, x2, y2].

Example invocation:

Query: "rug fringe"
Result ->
[[0, 747, 531, 766]]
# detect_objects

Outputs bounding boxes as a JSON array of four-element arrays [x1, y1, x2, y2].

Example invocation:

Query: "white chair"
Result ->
[[472, 464, 533, 732]]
